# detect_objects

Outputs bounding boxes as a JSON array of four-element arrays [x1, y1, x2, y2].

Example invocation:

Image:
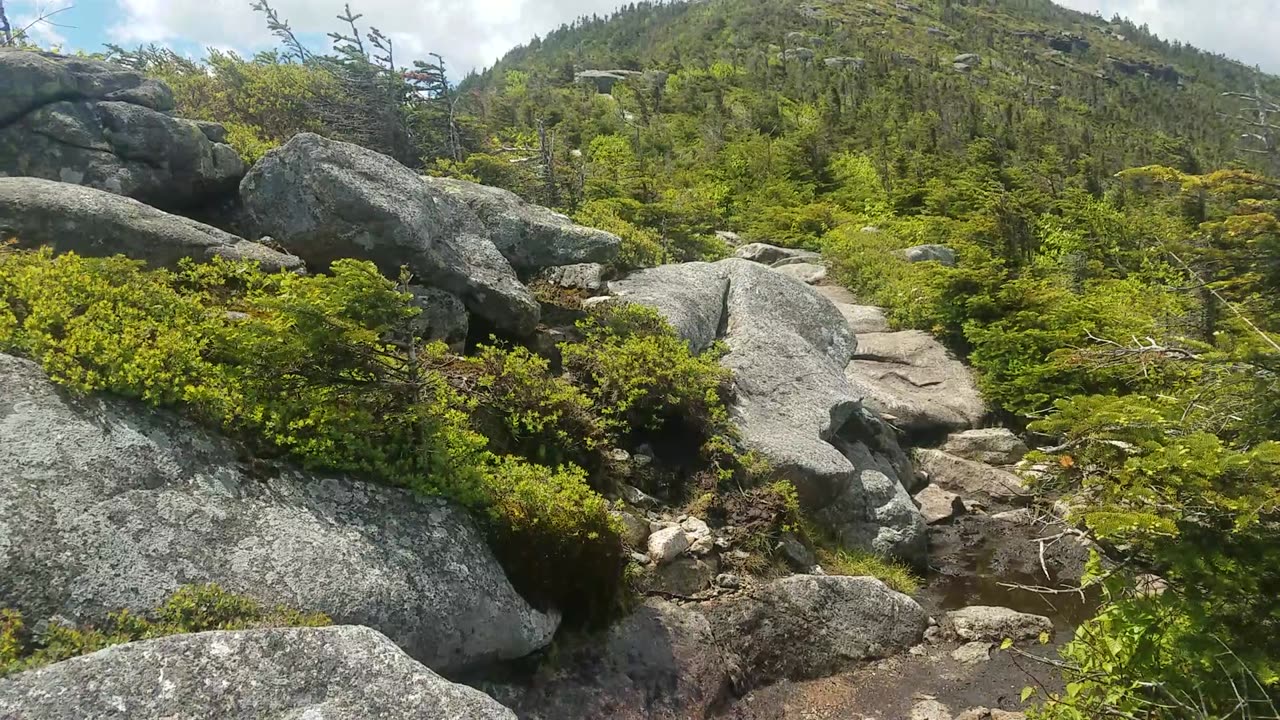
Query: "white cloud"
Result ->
[[106, 0, 630, 76], [1056, 0, 1280, 72], [12, 0, 74, 48]]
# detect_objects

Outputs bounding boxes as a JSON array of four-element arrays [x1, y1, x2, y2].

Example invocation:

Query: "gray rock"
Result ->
[[824, 56, 866, 70], [574, 69, 642, 93], [915, 485, 965, 524], [0, 177, 303, 272], [0, 626, 516, 720], [953, 53, 982, 66], [772, 261, 827, 285], [408, 286, 469, 351], [606, 260, 925, 563], [539, 262, 607, 292], [733, 242, 820, 266], [813, 285, 892, 334], [0, 50, 173, 125], [496, 599, 731, 720], [941, 428, 1029, 465], [613, 510, 652, 548], [423, 177, 620, 272], [0, 353, 557, 673], [715, 230, 745, 247], [651, 556, 719, 596], [648, 526, 690, 564], [608, 261, 729, 353], [951, 641, 993, 664], [945, 606, 1052, 642], [779, 48, 817, 62], [915, 449, 1028, 504], [239, 133, 539, 335], [0, 52, 242, 209], [778, 533, 817, 572], [706, 575, 927, 686], [900, 244, 958, 266], [847, 330, 986, 433], [912, 698, 954, 720]]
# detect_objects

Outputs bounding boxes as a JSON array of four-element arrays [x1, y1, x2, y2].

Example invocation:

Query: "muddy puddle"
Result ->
[[921, 511, 1102, 629]]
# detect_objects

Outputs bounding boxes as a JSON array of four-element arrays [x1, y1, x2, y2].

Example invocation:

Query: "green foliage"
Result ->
[[459, 343, 604, 471], [0, 248, 623, 627], [815, 548, 920, 596], [575, 198, 669, 270], [561, 304, 733, 451], [0, 584, 330, 678], [481, 457, 626, 624]]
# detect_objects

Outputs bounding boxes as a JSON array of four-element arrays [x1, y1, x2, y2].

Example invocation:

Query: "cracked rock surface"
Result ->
[[0, 51, 244, 210]]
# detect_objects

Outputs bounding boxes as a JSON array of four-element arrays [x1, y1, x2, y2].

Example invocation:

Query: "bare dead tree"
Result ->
[[1221, 78, 1280, 157], [1, 0, 12, 46]]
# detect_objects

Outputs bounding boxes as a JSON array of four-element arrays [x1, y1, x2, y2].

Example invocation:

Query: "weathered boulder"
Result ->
[[239, 133, 539, 335], [915, 449, 1028, 504], [0, 50, 174, 124], [814, 284, 892, 334], [0, 626, 516, 720], [0, 177, 302, 272], [494, 599, 731, 720], [648, 525, 691, 565], [915, 484, 966, 524], [650, 556, 719, 596], [772, 261, 827, 285], [824, 56, 866, 70], [847, 330, 986, 433], [423, 177, 620, 272], [900, 244, 958, 266], [609, 261, 729, 353], [408, 285, 469, 351], [608, 260, 926, 563], [539, 262, 608, 292], [0, 51, 243, 210], [779, 47, 817, 62], [706, 575, 927, 686], [0, 352, 557, 673], [574, 69, 642, 93], [941, 428, 1029, 466], [733, 242, 821, 266], [945, 606, 1053, 642]]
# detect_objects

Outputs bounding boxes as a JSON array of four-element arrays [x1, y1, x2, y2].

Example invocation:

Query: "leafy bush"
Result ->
[[0, 248, 623, 627], [0, 584, 329, 677], [457, 343, 605, 472], [481, 457, 626, 624], [561, 304, 734, 452], [575, 198, 669, 270]]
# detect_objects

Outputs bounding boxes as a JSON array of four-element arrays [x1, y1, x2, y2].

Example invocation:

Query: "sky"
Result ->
[[8, 0, 1280, 78]]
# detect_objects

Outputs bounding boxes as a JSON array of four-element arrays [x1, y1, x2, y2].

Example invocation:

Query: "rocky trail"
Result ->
[[0, 51, 1095, 720]]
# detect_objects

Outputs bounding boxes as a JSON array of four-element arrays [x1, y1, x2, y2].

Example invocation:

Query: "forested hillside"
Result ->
[[2, 0, 1280, 717]]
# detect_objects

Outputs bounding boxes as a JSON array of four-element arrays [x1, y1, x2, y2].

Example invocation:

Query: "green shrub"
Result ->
[[575, 198, 669, 270], [0, 584, 330, 677], [561, 303, 733, 446], [458, 343, 605, 472], [0, 248, 623, 627], [481, 457, 626, 625]]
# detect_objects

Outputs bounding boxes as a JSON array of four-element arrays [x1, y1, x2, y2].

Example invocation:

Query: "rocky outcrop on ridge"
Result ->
[[0, 352, 557, 673], [0, 50, 244, 210], [0, 177, 302, 272], [0, 626, 517, 720], [607, 259, 927, 563]]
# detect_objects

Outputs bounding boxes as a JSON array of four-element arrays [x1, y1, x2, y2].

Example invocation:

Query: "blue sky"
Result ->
[[10, 0, 1280, 78]]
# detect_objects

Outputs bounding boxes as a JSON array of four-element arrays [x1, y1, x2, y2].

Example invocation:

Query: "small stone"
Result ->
[[945, 606, 1053, 642], [951, 641, 993, 664], [620, 484, 661, 508], [688, 535, 716, 556], [633, 454, 653, 468], [924, 626, 945, 644], [630, 551, 651, 565], [991, 508, 1034, 524], [680, 516, 711, 539], [909, 644, 927, 656], [1135, 573, 1168, 597], [911, 698, 953, 720], [915, 485, 966, 524], [777, 533, 816, 572], [647, 526, 690, 565], [613, 511, 651, 548], [713, 536, 733, 550], [725, 549, 751, 563], [715, 573, 742, 589]]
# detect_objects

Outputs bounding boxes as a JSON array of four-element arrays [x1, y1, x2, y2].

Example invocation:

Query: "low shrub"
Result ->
[[0, 584, 330, 677], [814, 548, 920, 595]]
